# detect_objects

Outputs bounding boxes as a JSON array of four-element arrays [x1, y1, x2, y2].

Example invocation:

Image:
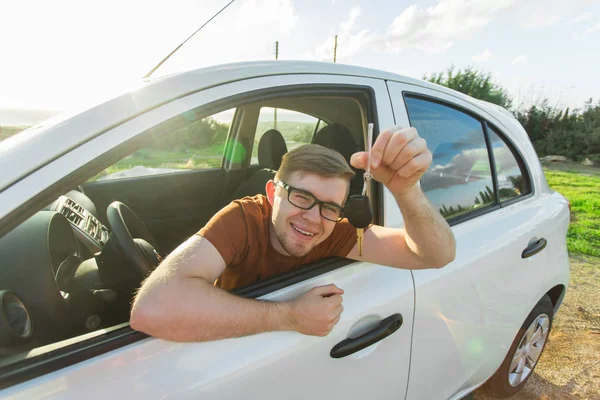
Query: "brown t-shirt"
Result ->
[[197, 195, 361, 291]]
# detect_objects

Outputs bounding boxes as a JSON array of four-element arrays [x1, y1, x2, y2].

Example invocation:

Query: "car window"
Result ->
[[251, 107, 322, 165], [488, 125, 531, 202], [89, 109, 235, 182], [405, 96, 494, 220]]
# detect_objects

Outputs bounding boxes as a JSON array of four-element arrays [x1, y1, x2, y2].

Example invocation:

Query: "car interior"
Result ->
[[0, 90, 376, 358]]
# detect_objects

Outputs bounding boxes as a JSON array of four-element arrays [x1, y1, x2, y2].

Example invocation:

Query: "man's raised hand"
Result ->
[[351, 126, 432, 195]]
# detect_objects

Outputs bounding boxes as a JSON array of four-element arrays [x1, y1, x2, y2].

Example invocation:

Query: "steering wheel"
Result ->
[[106, 201, 161, 276]]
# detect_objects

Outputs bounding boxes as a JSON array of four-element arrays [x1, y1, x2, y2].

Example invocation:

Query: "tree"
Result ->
[[424, 67, 513, 109]]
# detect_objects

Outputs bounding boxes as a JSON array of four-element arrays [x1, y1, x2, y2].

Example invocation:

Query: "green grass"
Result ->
[[544, 165, 600, 259]]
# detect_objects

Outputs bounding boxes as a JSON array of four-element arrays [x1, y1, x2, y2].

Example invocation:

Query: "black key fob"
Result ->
[[346, 195, 372, 229]]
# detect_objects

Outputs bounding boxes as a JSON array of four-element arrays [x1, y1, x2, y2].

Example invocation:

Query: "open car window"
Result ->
[[89, 109, 235, 182], [251, 107, 322, 165]]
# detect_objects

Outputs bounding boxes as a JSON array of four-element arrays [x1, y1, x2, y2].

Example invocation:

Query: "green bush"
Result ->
[[426, 67, 600, 161]]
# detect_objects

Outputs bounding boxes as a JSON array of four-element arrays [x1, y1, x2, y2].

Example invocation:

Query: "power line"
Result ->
[[143, 0, 237, 79]]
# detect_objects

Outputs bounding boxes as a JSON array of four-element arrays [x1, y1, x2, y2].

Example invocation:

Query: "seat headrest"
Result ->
[[312, 123, 363, 196], [258, 129, 287, 170], [311, 123, 357, 163]]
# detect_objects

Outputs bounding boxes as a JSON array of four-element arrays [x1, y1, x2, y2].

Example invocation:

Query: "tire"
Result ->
[[483, 295, 554, 398]]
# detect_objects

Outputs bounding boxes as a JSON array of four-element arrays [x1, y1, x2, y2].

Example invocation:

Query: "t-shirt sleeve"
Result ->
[[327, 219, 372, 257], [196, 202, 248, 267]]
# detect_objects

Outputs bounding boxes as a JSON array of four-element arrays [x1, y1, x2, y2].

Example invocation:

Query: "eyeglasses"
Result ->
[[276, 181, 345, 222]]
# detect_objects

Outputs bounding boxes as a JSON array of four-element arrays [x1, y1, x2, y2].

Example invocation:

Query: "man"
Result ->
[[130, 126, 456, 342]]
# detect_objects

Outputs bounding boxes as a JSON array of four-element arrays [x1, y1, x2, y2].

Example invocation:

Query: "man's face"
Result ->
[[267, 172, 349, 257]]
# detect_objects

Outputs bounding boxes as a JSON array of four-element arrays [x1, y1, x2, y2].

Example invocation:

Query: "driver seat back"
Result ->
[[232, 129, 288, 199]]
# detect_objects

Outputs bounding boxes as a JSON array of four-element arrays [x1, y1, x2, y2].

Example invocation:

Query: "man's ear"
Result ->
[[265, 180, 276, 205]]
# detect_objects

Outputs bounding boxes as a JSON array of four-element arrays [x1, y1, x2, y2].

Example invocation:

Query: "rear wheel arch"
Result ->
[[546, 284, 566, 312]]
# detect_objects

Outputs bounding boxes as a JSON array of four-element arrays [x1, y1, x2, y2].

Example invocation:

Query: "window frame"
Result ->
[[485, 122, 534, 207], [0, 80, 384, 389], [402, 91, 534, 226]]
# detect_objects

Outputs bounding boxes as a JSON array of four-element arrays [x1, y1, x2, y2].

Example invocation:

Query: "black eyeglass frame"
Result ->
[[275, 181, 346, 222]]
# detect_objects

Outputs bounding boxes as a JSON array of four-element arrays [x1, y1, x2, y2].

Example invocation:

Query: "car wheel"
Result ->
[[483, 295, 553, 398]]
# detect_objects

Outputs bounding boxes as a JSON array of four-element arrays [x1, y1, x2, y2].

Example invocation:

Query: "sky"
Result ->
[[1, 0, 599, 120]]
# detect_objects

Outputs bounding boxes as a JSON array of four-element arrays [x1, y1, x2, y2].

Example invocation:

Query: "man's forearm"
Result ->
[[131, 272, 291, 342], [393, 185, 456, 268]]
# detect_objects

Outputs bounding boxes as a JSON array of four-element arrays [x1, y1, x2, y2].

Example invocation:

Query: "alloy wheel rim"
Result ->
[[508, 313, 550, 387]]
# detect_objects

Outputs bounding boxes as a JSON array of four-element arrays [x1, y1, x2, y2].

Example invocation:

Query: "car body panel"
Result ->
[[1, 263, 415, 399], [386, 81, 570, 400]]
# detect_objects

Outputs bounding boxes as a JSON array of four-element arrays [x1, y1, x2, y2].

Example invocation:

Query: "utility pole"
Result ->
[[333, 35, 338, 63], [274, 41, 278, 129]]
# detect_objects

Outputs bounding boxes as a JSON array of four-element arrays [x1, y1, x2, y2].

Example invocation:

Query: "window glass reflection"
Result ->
[[488, 126, 530, 202], [405, 97, 494, 219]]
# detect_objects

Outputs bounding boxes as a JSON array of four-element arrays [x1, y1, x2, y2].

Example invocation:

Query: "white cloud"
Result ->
[[310, 0, 516, 60], [569, 12, 591, 24], [472, 49, 493, 62], [517, 0, 591, 29], [312, 7, 376, 61], [523, 14, 560, 29], [512, 55, 528, 64], [381, 0, 516, 53], [573, 20, 600, 39]]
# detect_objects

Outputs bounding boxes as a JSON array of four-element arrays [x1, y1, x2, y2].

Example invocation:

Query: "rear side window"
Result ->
[[405, 96, 494, 220], [488, 125, 531, 202], [252, 107, 322, 164]]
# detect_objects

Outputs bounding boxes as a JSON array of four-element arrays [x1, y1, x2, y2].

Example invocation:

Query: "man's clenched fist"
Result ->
[[284, 284, 344, 336]]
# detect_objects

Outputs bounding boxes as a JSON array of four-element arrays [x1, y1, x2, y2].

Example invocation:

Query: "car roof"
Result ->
[[0, 60, 512, 193]]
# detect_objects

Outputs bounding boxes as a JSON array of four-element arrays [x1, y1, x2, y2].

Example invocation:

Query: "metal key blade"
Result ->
[[357, 228, 364, 256]]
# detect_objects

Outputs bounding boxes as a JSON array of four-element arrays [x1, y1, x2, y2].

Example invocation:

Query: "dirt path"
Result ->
[[474, 256, 600, 400]]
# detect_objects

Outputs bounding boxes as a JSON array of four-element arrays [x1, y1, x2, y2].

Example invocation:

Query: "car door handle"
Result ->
[[330, 314, 403, 359], [522, 238, 547, 259]]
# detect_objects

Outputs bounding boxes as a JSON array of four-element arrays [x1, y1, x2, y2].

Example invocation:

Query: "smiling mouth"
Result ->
[[291, 223, 315, 237]]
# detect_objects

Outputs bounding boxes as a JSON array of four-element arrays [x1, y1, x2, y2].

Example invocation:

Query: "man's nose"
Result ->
[[302, 204, 322, 223]]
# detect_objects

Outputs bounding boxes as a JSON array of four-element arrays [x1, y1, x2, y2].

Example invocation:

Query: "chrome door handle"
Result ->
[[330, 314, 403, 359], [522, 238, 547, 258]]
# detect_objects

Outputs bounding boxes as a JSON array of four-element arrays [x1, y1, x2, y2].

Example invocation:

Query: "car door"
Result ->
[[0, 74, 414, 399], [386, 81, 568, 400]]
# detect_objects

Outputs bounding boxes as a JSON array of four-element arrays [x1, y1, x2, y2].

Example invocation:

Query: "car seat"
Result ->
[[231, 129, 288, 199], [311, 123, 363, 195]]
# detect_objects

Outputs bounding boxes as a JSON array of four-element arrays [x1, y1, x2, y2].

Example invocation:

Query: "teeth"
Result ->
[[292, 224, 314, 236]]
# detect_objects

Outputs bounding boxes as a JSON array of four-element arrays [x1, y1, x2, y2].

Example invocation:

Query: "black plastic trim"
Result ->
[[521, 238, 547, 258], [233, 257, 354, 298], [485, 123, 535, 203], [482, 121, 501, 205], [330, 313, 403, 358]]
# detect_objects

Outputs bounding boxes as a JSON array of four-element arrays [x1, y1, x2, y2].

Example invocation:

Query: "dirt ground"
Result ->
[[474, 256, 600, 400]]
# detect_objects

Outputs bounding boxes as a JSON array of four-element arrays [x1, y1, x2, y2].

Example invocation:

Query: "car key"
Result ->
[[346, 194, 372, 256], [346, 123, 374, 256]]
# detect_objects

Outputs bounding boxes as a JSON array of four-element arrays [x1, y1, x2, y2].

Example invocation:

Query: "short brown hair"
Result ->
[[275, 144, 355, 183]]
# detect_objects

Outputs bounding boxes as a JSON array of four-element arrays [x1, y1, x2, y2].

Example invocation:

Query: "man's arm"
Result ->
[[130, 236, 344, 342], [347, 126, 456, 269]]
